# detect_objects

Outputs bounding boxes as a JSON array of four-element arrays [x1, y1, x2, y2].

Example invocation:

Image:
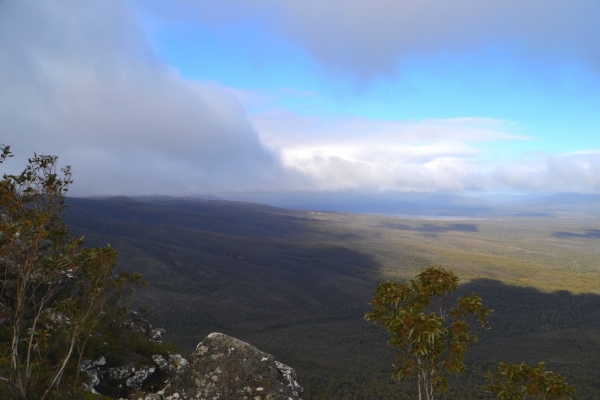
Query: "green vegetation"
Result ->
[[487, 362, 574, 399], [366, 267, 576, 400], [0, 147, 164, 399], [61, 195, 600, 398], [365, 267, 492, 399]]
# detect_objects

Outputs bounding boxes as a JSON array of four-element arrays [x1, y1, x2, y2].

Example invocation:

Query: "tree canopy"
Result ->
[[487, 361, 575, 400], [365, 266, 492, 400], [0, 145, 144, 399]]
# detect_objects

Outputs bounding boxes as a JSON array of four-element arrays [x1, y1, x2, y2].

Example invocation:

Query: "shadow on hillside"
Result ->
[[553, 229, 600, 239], [381, 222, 479, 235], [250, 278, 600, 399], [63, 197, 383, 354], [65, 196, 325, 239], [457, 279, 600, 337]]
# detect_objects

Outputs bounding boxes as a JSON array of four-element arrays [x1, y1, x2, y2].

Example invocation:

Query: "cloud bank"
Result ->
[[0, 0, 281, 196], [1, 0, 599, 197], [250, 111, 600, 194]]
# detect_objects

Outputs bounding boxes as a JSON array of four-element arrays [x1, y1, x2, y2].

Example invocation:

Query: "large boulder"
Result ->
[[162, 332, 303, 400]]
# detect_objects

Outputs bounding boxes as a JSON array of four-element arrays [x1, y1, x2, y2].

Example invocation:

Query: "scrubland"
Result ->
[[64, 197, 600, 399]]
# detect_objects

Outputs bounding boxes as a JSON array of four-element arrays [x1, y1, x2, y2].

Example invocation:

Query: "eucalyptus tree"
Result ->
[[487, 362, 575, 399], [365, 266, 492, 400], [0, 145, 143, 399]]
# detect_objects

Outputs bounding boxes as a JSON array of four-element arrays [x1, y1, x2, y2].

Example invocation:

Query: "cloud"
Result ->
[[155, 0, 600, 78], [493, 151, 600, 193], [2, 0, 599, 197], [249, 111, 522, 192], [248, 109, 600, 193], [252, 110, 526, 146], [0, 0, 281, 196]]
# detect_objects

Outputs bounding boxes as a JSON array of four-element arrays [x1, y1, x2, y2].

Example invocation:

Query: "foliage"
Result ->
[[0, 145, 144, 399], [365, 266, 492, 400], [486, 361, 575, 399]]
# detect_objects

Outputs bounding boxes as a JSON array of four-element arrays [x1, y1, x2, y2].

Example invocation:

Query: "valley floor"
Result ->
[[64, 197, 600, 399]]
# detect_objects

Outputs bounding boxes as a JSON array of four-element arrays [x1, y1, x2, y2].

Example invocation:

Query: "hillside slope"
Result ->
[[64, 197, 600, 399]]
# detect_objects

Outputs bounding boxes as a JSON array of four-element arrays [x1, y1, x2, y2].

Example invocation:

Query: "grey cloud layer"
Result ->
[[0, 0, 282, 196], [2, 0, 599, 196], [161, 0, 600, 77]]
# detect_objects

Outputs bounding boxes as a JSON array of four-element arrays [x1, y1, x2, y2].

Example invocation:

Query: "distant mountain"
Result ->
[[132, 194, 222, 202], [526, 192, 600, 206], [216, 191, 600, 217], [220, 192, 493, 216], [471, 193, 548, 204]]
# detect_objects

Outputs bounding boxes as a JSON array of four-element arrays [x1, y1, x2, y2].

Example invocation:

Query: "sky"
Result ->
[[1, 0, 600, 197]]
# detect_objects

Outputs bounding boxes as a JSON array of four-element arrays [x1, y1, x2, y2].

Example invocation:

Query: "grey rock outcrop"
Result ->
[[152, 353, 189, 376], [79, 311, 185, 397], [161, 332, 303, 400]]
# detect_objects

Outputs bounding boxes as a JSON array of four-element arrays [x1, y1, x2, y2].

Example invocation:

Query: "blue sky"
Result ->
[[147, 7, 600, 155], [2, 0, 600, 196]]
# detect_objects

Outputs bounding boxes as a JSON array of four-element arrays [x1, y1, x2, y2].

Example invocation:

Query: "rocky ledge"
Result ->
[[158, 332, 303, 400]]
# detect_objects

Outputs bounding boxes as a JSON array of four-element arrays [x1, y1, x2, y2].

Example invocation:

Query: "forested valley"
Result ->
[[60, 195, 600, 399]]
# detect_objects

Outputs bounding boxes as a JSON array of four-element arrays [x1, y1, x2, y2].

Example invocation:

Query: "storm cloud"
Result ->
[[0, 0, 282, 196]]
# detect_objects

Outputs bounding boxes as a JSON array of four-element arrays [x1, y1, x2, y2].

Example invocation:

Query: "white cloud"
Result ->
[[493, 151, 600, 193], [247, 109, 600, 194], [253, 110, 525, 146], [248, 111, 521, 192]]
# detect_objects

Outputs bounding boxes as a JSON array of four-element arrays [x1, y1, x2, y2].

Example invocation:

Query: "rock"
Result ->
[[109, 364, 136, 381], [152, 353, 188, 376], [125, 365, 155, 390], [78, 313, 187, 398], [152, 354, 176, 375], [126, 365, 156, 390], [141, 394, 163, 400], [150, 327, 166, 344], [124, 310, 153, 337], [162, 332, 303, 400], [80, 357, 107, 394], [168, 354, 189, 372], [274, 361, 303, 397], [80, 356, 107, 371]]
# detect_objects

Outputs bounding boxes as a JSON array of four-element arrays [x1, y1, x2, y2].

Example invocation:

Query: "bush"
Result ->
[[0, 145, 145, 399]]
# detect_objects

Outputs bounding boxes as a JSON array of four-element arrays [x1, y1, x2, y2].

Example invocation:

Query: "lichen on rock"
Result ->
[[162, 332, 303, 400], [126, 365, 156, 390]]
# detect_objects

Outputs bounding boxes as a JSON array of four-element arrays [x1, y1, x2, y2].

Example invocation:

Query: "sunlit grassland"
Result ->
[[304, 212, 600, 293]]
